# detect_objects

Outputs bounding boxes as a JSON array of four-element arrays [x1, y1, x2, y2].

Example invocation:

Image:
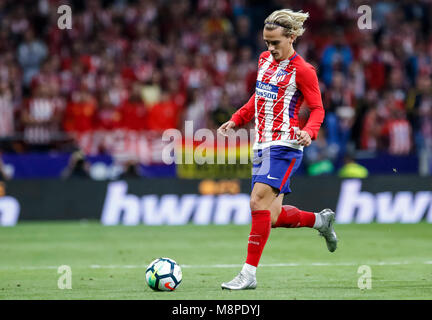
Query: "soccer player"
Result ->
[[217, 9, 338, 290]]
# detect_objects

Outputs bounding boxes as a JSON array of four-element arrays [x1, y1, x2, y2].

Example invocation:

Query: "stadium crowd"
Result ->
[[0, 0, 431, 173]]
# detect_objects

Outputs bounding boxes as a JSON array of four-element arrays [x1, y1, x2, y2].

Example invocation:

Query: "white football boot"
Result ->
[[221, 272, 257, 290], [316, 209, 338, 252]]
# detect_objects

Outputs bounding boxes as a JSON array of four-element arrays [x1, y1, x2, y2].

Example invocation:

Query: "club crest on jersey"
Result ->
[[276, 69, 290, 82]]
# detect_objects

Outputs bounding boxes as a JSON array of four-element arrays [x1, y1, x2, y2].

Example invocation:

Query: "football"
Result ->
[[145, 257, 182, 291]]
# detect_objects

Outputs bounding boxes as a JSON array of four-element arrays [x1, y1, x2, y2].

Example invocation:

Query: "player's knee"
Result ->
[[249, 198, 260, 211], [250, 194, 266, 211]]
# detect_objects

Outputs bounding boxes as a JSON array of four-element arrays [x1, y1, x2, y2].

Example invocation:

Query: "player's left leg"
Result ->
[[271, 204, 338, 252], [264, 147, 338, 252], [264, 156, 321, 230], [271, 204, 318, 229]]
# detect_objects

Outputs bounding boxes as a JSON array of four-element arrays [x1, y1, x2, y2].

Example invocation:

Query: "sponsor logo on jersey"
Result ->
[[256, 81, 278, 100]]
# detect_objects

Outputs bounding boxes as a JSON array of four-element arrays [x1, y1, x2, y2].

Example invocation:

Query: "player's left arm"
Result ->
[[296, 64, 325, 146]]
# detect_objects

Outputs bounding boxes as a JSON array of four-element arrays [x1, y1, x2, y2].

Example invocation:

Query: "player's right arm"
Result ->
[[217, 93, 255, 136]]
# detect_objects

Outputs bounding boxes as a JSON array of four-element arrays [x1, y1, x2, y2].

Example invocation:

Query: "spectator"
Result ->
[[323, 71, 355, 158], [166, 78, 187, 111], [63, 88, 98, 133], [146, 92, 182, 132], [210, 91, 236, 129], [380, 108, 412, 156], [119, 160, 142, 179], [20, 84, 64, 150], [17, 29, 47, 88], [406, 73, 432, 149], [61, 150, 91, 179], [183, 88, 208, 131], [304, 128, 336, 176], [210, 35, 233, 78], [202, 4, 233, 36], [30, 58, 60, 93], [338, 154, 369, 178], [362, 42, 387, 91], [95, 92, 122, 131], [108, 75, 128, 108], [416, 77, 432, 153], [185, 55, 208, 90], [0, 152, 11, 181], [236, 46, 257, 94], [0, 82, 14, 139], [320, 28, 353, 87], [235, 16, 256, 51], [120, 83, 147, 131], [360, 105, 380, 152], [141, 71, 162, 107]]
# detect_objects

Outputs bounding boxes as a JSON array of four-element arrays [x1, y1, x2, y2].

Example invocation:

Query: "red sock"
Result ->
[[245, 210, 271, 267], [272, 205, 316, 228]]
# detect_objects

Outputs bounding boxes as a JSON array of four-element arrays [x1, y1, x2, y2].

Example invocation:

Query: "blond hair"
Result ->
[[264, 9, 309, 37]]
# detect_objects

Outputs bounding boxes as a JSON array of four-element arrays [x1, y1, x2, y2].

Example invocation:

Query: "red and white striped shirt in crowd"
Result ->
[[0, 93, 14, 137], [230, 51, 325, 151], [384, 119, 412, 155], [23, 97, 64, 144]]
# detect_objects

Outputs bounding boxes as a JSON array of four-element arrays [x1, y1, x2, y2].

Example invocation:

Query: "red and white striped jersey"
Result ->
[[231, 51, 325, 151], [382, 119, 412, 155], [23, 97, 64, 144]]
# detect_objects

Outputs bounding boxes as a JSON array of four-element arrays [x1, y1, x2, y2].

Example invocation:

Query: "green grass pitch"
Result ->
[[0, 222, 431, 300]]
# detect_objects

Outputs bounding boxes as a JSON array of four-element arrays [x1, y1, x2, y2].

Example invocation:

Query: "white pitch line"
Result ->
[[90, 265, 141, 269], [14, 266, 59, 270], [180, 261, 418, 268], [0, 260, 431, 271]]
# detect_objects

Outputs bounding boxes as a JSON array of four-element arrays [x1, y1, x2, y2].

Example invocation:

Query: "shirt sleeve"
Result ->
[[230, 93, 255, 127], [296, 64, 325, 140]]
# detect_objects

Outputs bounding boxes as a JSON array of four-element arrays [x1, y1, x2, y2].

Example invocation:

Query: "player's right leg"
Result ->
[[221, 182, 277, 290]]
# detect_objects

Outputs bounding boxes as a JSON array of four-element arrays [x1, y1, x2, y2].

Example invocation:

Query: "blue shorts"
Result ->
[[251, 145, 303, 194]]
